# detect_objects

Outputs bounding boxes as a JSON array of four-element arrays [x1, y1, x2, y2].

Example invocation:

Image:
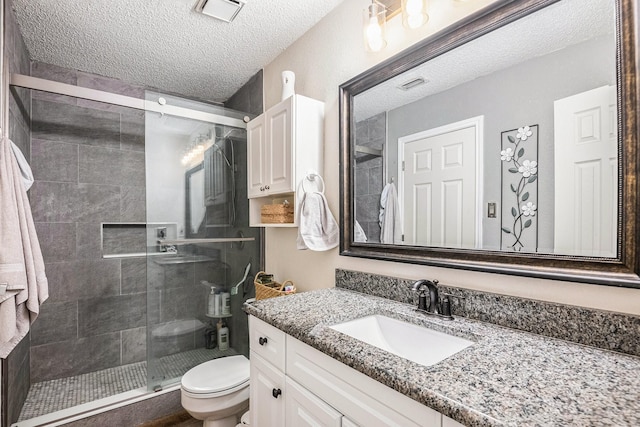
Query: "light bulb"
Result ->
[[366, 17, 384, 52], [402, 0, 428, 29], [407, 14, 425, 29]]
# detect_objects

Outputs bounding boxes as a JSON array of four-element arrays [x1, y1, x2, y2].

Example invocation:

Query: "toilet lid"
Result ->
[[181, 355, 250, 395]]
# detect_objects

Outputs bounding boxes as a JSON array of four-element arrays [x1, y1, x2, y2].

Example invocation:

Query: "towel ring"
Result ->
[[302, 173, 325, 194]]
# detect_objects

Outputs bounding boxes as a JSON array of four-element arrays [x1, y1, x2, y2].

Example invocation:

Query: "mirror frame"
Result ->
[[339, 0, 640, 288]]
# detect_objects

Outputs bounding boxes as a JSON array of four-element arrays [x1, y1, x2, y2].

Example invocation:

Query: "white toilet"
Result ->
[[181, 355, 250, 427]]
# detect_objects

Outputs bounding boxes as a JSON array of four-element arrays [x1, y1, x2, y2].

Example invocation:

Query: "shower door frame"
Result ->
[[4, 73, 256, 427]]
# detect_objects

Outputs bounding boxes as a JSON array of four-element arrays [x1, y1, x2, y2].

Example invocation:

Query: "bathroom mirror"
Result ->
[[339, 0, 640, 287], [186, 163, 206, 236]]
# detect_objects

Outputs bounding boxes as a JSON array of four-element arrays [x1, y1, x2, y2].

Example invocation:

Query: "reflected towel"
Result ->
[[0, 137, 48, 358], [354, 220, 368, 243], [297, 191, 339, 251], [379, 182, 401, 244]]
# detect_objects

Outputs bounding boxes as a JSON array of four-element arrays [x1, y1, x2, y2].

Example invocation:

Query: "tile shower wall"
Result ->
[[354, 112, 386, 243], [4, 0, 33, 423], [223, 69, 263, 359], [27, 61, 147, 382]]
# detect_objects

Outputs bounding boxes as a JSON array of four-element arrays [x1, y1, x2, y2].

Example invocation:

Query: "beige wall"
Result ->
[[262, 0, 640, 315]]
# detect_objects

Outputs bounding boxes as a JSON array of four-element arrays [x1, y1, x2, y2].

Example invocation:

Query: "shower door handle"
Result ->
[[272, 388, 282, 399]]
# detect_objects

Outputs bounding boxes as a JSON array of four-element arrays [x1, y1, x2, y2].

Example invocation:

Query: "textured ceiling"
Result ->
[[355, 0, 615, 120], [12, 0, 346, 103]]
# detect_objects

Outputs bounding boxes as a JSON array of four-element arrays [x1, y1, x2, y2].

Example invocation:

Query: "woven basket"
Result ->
[[261, 203, 294, 224], [254, 271, 296, 300]]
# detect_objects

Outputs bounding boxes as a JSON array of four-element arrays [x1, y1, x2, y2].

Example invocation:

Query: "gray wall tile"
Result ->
[[31, 139, 79, 183], [32, 99, 121, 149], [75, 184, 122, 223], [30, 301, 78, 346], [120, 111, 145, 152], [30, 62, 79, 105], [35, 222, 77, 262], [31, 182, 77, 222], [121, 327, 146, 365], [78, 145, 145, 187], [76, 222, 103, 259], [77, 71, 145, 99], [121, 258, 147, 294], [30, 332, 121, 382], [78, 293, 146, 337], [44, 260, 120, 302], [120, 186, 146, 222]]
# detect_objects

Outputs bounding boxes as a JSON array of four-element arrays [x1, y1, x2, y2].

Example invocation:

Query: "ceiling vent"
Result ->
[[398, 77, 428, 91], [195, 0, 247, 23]]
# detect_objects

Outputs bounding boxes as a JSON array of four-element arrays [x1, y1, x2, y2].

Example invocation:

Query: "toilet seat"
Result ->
[[181, 355, 250, 398]]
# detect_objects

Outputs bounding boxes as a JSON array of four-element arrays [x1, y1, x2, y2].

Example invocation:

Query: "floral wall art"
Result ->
[[500, 125, 539, 251]]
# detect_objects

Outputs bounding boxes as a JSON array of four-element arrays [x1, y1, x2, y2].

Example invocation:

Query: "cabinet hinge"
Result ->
[[402, 161, 405, 171]]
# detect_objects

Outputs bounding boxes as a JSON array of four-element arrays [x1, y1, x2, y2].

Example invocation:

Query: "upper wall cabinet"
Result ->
[[248, 94, 324, 227]]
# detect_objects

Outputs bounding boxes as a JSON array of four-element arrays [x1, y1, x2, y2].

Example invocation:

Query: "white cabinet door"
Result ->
[[247, 114, 267, 198], [285, 377, 342, 427], [250, 352, 285, 427], [266, 96, 294, 194]]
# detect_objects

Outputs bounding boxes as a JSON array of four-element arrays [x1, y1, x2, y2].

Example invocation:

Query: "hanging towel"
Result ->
[[9, 141, 34, 191], [0, 136, 48, 358], [354, 220, 368, 242], [379, 182, 402, 244], [296, 191, 339, 251]]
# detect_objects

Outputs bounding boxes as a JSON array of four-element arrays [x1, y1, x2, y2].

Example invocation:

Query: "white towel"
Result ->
[[0, 137, 48, 358], [379, 182, 402, 244], [9, 140, 34, 191], [296, 191, 339, 251], [354, 220, 368, 242]]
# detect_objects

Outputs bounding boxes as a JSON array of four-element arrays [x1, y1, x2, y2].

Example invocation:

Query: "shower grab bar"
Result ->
[[10, 74, 247, 129], [157, 237, 255, 245]]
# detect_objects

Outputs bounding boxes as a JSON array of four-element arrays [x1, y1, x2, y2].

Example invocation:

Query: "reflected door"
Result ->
[[399, 119, 479, 247], [554, 85, 617, 257]]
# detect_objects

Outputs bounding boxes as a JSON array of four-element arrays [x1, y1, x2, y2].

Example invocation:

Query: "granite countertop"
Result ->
[[244, 288, 640, 427]]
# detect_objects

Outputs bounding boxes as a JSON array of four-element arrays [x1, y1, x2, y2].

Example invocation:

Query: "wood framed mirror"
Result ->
[[339, 0, 640, 287]]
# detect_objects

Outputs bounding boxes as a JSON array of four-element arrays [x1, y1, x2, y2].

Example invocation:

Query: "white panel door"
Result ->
[[267, 96, 294, 194], [250, 352, 285, 427], [285, 377, 342, 427], [554, 85, 617, 257], [247, 114, 266, 198], [400, 120, 479, 248]]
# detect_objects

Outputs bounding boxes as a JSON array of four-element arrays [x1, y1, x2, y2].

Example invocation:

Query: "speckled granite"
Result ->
[[335, 269, 640, 357], [244, 289, 640, 426]]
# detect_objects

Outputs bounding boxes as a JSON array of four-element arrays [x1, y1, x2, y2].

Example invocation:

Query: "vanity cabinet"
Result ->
[[247, 94, 324, 227], [249, 316, 460, 427]]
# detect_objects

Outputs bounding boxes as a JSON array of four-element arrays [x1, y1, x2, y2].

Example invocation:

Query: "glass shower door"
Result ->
[[144, 92, 259, 391]]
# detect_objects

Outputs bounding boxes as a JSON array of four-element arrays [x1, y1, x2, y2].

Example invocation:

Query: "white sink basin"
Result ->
[[330, 315, 473, 367]]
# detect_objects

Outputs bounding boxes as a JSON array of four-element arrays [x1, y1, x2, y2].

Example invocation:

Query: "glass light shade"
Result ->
[[402, 0, 429, 29], [363, 1, 387, 52]]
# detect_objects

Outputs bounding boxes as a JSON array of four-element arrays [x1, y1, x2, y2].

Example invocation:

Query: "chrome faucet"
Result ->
[[411, 279, 440, 314]]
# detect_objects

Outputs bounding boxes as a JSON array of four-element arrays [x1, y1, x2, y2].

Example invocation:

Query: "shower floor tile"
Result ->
[[18, 347, 238, 422]]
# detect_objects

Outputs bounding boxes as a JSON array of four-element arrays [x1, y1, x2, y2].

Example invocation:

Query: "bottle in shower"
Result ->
[[218, 321, 229, 351], [207, 286, 216, 317]]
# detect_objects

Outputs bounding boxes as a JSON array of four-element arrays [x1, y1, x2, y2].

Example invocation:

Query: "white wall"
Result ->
[[262, 0, 640, 315]]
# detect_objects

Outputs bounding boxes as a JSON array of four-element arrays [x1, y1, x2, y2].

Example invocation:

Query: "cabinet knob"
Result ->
[[265, 185, 270, 190], [260, 186, 264, 191], [259, 337, 268, 346], [272, 388, 282, 399]]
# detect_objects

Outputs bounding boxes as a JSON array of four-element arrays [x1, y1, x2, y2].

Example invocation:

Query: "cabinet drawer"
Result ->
[[285, 377, 342, 427], [286, 336, 441, 427], [249, 316, 286, 371]]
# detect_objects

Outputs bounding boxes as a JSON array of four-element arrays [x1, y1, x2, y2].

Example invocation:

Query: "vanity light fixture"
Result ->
[[363, 1, 388, 52], [402, 0, 429, 29]]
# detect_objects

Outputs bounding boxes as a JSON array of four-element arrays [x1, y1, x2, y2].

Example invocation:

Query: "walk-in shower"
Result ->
[[5, 72, 260, 426]]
